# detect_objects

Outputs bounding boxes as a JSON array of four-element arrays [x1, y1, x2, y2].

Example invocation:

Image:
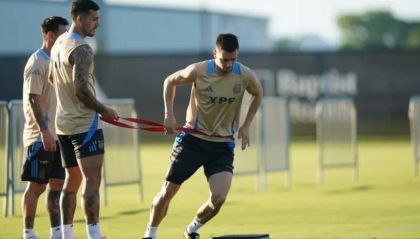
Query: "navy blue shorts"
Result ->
[[21, 141, 64, 184], [58, 129, 105, 168], [166, 132, 235, 185]]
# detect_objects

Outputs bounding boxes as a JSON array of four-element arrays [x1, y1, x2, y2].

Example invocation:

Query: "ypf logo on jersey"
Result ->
[[209, 96, 236, 104]]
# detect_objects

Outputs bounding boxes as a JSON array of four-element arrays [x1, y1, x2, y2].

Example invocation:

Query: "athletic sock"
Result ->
[[50, 225, 61, 239], [87, 223, 102, 239], [23, 228, 37, 239], [144, 225, 158, 239], [186, 219, 203, 234], [62, 224, 74, 239]]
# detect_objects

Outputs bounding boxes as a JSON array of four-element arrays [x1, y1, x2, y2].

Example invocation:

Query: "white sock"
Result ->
[[23, 228, 37, 239], [186, 219, 203, 234], [50, 226, 62, 239], [87, 223, 102, 239], [62, 224, 74, 239], [144, 225, 158, 239]]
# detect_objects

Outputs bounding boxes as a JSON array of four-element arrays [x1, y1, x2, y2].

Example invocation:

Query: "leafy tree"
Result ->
[[274, 38, 300, 51], [337, 10, 420, 50]]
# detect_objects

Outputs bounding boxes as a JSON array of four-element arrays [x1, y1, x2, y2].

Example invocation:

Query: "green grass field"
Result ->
[[1, 137, 420, 239]]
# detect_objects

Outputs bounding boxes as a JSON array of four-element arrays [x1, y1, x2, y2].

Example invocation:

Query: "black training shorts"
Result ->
[[166, 132, 235, 185], [21, 141, 64, 184], [58, 129, 105, 168]]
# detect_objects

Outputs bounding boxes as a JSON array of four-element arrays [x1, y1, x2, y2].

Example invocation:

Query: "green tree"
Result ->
[[337, 10, 420, 50], [273, 38, 300, 51]]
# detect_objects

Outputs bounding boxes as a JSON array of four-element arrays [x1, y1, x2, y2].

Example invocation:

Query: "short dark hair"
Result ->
[[41, 16, 69, 34], [71, 0, 100, 19], [216, 33, 239, 52]]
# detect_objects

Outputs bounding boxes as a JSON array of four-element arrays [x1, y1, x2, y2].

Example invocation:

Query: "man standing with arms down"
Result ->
[[49, 1, 118, 238], [21, 16, 68, 239], [142, 33, 263, 239]]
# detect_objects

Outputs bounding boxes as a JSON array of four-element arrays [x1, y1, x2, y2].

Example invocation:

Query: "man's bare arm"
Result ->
[[163, 64, 197, 133], [163, 64, 197, 116], [28, 93, 56, 151], [71, 45, 105, 113], [238, 72, 263, 150], [243, 72, 263, 127], [28, 93, 48, 130]]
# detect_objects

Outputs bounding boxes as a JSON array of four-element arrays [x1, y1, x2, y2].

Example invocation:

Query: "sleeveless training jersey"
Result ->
[[50, 32, 101, 135], [22, 49, 58, 147], [185, 60, 253, 142]]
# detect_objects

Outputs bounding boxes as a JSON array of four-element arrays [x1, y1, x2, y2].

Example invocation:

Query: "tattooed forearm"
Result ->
[[47, 190, 61, 227], [76, 85, 105, 113], [29, 93, 48, 130], [71, 45, 105, 113]]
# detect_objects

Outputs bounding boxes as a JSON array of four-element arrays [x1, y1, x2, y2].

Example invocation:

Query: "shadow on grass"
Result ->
[[73, 209, 148, 224], [73, 215, 114, 224], [117, 208, 149, 215], [324, 185, 373, 195]]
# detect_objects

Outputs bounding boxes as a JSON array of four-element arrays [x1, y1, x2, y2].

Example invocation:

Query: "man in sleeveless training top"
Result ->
[[49, 1, 118, 238], [142, 33, 263, 239], [21, 16, 68, 239]]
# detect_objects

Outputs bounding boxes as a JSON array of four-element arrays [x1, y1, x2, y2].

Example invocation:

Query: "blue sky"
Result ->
[[107, 0, 420, 46]]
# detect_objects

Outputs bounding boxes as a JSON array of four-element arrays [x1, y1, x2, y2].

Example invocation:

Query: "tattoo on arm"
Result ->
[[71, 45, 105, 113], [29, 93, 48, 130]]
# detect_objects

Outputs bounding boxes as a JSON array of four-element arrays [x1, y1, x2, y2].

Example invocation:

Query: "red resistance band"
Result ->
[[100, 117, 233, 139]]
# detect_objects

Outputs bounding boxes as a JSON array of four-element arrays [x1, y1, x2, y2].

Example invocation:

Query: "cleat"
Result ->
[[141, 238, 152, 239], [183, 231, 200, 239]]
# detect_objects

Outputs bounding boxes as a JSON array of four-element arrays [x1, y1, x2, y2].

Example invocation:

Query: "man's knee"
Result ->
[[82, 179, 101, 197], [82, 173, 102, 194], [81, 189, 99, 207], [47, 190, 61, 211], [64, 166, 82, 191], [154, 183, 179, 204], [157, 189, 175, 202], [48, 179, 64, 191], [25, 182, 47, 197], [210, 194, 227, 209]]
